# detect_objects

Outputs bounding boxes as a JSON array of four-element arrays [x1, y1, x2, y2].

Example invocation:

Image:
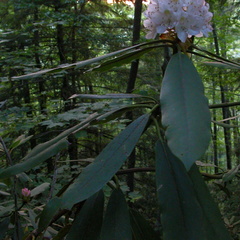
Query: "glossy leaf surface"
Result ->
[[155, 140, 205, 240], [160, 52, 211, 170], [100, 189, 132, 240], [66, 190, 104, 240], [61, 114, 149, 209]]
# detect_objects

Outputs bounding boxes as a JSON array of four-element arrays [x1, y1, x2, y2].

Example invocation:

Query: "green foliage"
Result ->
[[0, 0, 239, 239], [155, 141, 205, 240], [99, 189, 132, 240], [66, 190, 104, 240]]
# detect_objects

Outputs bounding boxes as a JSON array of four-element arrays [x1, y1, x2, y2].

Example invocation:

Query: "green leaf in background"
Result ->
[[0, 138, 68, 179], [30, 182, 50, 197], [222, 164, 240, 182], [130, 209, 160, 240], [0, 113, 98, 179], [99, 189, 132, 240], [66, 190, 104, 240], [188, 164, 232, 240], [9, 134, 33, 151], [61, 114, 149, 209], [155, 140, 205, 240], [160, 52, 211, 170]]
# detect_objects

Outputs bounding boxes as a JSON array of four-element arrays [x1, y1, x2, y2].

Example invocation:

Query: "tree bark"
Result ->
[[126, 0, 143, 192], [212, 21, 232, 169]]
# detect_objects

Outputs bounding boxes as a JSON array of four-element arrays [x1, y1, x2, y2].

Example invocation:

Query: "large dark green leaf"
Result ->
[[99, 189, 132, 240], [12, 41, 169, 81], [61, 114, 149, 209], [155, 140, 205, 240], [160, 52, 211, 170], [38, 197, 63, 233], [0, 113, 98, 179], [66, 190, 104, 240], [130, 209, 160, 240], [189, 164, 232, 240]]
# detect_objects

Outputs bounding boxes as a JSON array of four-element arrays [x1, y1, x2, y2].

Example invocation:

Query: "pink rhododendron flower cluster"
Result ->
[[143, 0, 213, 42]]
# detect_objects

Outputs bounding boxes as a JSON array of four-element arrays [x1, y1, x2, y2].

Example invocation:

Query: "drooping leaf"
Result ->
[[61, 114, 149, 209], [12, 40, 173, 80], [30, 183, 50, 197], [155, 140, 205, 240], [160, 52, 211, 170], [130, 209, 160, 240], [66, 190, 104, 240], [99, 189, 132, 240], [202, 61, 240, 69], [69, 93, 145, 99], [188, 164, 232, 240], [192, 45, 240, 68], [11, 41, 167, 81], [212, 120, 240, 128]]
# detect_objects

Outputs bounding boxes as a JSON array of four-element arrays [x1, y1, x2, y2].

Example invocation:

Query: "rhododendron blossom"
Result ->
[[143, 0, 213, 42]]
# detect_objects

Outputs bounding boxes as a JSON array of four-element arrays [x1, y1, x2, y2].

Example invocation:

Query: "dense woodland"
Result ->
[[0, 0, 239, 239]]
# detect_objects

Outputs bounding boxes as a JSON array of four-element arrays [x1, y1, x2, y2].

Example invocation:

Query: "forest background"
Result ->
[[0, 0, 239, 239]]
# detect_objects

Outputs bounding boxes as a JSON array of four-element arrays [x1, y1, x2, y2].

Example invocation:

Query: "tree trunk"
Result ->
[[126, 0, 142, 192], [212, 22, 232, 169]]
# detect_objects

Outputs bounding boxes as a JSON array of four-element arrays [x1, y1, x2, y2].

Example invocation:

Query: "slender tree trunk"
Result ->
[[34, 8, 46, 114], [212, 80, 219, 173], [212, 22, 232, 169], [126, 0, 142, 192]]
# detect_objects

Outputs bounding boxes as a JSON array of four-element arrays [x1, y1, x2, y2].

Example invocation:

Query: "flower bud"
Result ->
[[22, 188, 31, 202]]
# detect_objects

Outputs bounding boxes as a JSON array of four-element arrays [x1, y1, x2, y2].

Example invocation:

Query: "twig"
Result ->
[[209, 102, 240, 109], [117, 167, 224, 179]]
